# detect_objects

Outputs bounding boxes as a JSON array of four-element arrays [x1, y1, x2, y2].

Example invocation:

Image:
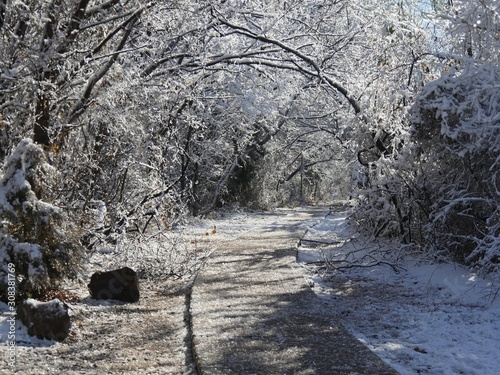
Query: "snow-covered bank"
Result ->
[[299, 209, 500, 375]]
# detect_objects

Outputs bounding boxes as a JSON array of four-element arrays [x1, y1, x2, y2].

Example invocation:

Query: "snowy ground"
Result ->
[[1, 206, 498, 374], [298, 208, 500, 375], [0, 227, 213, 374]]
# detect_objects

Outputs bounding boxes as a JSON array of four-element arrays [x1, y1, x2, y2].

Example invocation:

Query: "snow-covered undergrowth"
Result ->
[[0, 139, 81, 300], [89, 229, 210, 280], [299, 209, 500, 375]]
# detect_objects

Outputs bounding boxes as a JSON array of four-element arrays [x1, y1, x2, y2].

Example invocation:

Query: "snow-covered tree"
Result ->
[[444, 0, 500, 62], [352, 0, 499, 277], [4, 0, 495, 288], [0, 0, 146, 151], [402, 0, 500, 274], [410, 64, 499, 273], [0, 139, 81, 300]]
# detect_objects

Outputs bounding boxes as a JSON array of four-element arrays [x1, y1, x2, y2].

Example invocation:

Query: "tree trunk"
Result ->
[[33, 95, 51, 146]]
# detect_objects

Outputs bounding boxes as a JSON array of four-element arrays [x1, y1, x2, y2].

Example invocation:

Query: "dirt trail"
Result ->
[[2, 207, 398, 374], [190, 207, 398, 375]]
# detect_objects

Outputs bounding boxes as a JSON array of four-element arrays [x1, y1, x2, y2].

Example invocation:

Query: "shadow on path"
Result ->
[[190, 208, 398, 375]]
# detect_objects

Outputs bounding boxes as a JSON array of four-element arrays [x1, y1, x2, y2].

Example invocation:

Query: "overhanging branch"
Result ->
[[212, 10, 362, 114]]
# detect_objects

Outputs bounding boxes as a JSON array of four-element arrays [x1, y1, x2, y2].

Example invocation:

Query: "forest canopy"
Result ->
[[0, 0, 498, 298]]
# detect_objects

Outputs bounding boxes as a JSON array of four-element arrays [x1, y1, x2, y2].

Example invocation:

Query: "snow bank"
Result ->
[[299, 211, 500, 375]]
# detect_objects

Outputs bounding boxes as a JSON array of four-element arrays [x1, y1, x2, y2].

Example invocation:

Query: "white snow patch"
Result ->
[[299, 210, 500, 375]]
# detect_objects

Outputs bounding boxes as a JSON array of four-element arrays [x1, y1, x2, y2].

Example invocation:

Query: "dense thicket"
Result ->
[[0, 0, 498, 298], [352, 0, 499, 277]]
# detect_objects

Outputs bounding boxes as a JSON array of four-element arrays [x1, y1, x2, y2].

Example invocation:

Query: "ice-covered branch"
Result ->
[[213, 12, 362, 114], [68, 8, 144, 123]]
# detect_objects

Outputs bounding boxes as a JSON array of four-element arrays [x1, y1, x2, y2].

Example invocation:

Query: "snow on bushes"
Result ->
[[0, 139, 81, 301], [353, 64, 499, 278], [410, 64, 499, 275], [412, 64, 500, 155]]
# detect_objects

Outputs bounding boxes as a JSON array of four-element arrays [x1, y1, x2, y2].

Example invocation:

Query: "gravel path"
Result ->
[[190, 207, 398, 374]]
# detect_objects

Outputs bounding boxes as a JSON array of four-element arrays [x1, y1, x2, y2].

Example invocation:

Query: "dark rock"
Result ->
[[88, 267, 139, 302], [17, 298, 71, 342]]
